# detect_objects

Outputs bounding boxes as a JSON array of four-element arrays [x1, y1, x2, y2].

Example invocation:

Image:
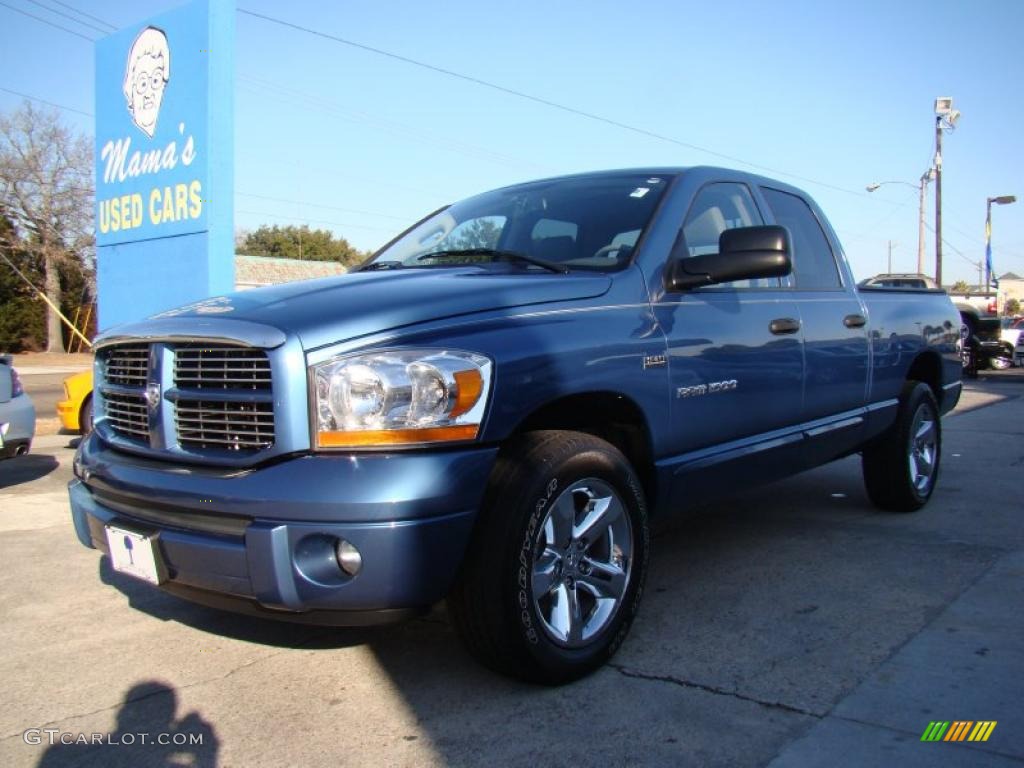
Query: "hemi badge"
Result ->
[[643, 354, 667, 369]]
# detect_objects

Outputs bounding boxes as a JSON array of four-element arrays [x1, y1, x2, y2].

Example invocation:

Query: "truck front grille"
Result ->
[[98, 342, 276, 458], [103, 391, 150, 439], [105, 345, 149, 387], [174, 347, 272, 390], [175, 399, 275, 451]]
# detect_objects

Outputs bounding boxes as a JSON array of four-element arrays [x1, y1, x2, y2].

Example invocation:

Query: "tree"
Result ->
[[0, 102, 94, 352], [1006, 298, 1021, 316], [419, 217, 504, 264], [237, 225, 369, 266], [0, 214, 45, 351], [951, 279, 970, 294]]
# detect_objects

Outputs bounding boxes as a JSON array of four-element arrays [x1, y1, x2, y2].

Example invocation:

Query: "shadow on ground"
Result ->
[[0, 454, 59, 489], [35, 681, 220, 768]]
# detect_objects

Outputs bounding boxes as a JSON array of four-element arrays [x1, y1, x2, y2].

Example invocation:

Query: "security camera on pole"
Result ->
[[933, 97, 961, 287]]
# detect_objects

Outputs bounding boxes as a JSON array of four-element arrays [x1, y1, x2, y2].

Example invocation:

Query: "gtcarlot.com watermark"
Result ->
[[24, 729, 204, 747]]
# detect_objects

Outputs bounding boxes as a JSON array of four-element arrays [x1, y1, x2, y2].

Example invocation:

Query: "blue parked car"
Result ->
[[70, 167, 962, 683], [0, 354, 35, 459]]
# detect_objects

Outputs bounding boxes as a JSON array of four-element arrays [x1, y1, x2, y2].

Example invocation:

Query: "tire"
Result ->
[[448, 430, 650, 684], [862, 382, 941, 512], [989, 354, 1012, 371], [958, 322, 973, 374], [79, 397, 94, 434]]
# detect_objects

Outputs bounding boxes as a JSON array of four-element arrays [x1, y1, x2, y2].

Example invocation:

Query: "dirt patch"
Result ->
[[12, 352, 93, 368], [35, 417, 67, 437]]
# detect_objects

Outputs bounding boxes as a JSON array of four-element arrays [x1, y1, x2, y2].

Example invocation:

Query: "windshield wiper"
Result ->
[[416, 248, 569, 274], [357, 260, 405, 271]]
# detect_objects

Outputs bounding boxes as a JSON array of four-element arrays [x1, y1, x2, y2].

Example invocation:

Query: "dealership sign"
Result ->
[[95, 0, 233, 329]]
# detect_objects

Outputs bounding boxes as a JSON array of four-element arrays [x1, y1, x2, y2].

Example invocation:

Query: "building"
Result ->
[[997, 272, 1024, 315], [233, 254, 348, 290], [946, 273, 1024, 316]]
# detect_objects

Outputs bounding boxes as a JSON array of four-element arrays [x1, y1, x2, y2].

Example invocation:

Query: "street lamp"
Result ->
[[985, 195, 1017, 290], [934, 97, 961, 287], [866, 168, 936, 275]]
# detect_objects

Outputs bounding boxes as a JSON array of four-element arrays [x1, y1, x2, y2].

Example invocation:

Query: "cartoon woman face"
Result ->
[[123, 27, 170, 138]]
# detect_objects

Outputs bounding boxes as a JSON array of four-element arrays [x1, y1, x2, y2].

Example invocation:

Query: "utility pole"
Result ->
[[887, 240, 895, 273], [933, 97, 961, 287], [917, 170, 931, 275], [934, 114, 943, 286], [866, 174, 933, 274]]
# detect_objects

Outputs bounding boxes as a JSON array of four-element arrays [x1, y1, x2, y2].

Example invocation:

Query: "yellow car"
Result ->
[[57, 370, 94, 434]]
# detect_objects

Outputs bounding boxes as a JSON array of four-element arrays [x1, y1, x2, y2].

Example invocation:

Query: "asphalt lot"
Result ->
[[1, 375, 1022, 767]]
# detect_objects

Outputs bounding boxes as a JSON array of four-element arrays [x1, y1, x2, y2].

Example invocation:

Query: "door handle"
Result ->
[[769, 317, 801, 335], [844, 314, 867, 328]]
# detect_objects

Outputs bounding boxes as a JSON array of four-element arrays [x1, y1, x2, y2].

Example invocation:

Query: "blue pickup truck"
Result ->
[[70, 167, 962, 683]]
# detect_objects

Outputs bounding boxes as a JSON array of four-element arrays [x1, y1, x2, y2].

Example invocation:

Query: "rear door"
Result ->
[[759, 187, 869, 458]]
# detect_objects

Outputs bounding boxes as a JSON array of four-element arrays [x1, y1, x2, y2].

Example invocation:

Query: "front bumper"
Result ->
[[56, 398, 79, 432], [69, 433, 498, 624]]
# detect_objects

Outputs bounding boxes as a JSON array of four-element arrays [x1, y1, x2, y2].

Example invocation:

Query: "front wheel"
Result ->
[[862, 382, 941, 512], [448, 431, 649, 684]]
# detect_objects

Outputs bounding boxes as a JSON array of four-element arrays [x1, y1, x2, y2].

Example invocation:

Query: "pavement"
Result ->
[[0, 378, 1022, 767]]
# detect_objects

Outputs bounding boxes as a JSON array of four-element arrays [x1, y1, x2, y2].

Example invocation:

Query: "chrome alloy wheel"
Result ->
[[531, 478, 633, 649], [908, 404, 938, 494]]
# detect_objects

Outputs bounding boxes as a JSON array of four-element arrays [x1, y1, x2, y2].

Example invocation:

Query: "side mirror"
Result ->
[[668, 225, 792, 291]]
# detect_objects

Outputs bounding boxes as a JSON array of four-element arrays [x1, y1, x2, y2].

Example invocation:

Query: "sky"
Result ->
[[1, 0, 1022, 286]]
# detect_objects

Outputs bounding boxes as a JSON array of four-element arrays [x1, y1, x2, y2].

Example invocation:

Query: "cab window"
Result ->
[[681, 183, 778, 289], [761, 188, 842, 290]]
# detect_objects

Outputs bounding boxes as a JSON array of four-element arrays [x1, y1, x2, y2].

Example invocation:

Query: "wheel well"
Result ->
[[906, 352, 942, 404], [512, 392, 655, 503]]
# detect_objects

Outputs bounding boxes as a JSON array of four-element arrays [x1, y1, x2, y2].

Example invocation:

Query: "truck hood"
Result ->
[[99, 268, 612, 351]]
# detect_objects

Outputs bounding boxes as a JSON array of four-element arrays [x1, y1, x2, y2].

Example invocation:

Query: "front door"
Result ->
[[652, 181, 805, 506]]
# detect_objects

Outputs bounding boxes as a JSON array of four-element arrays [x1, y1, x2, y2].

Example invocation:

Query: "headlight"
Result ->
[[311, 349, 491, 448]]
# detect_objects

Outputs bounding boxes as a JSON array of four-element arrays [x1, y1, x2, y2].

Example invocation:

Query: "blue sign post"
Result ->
[[94, 0, 234, 330]]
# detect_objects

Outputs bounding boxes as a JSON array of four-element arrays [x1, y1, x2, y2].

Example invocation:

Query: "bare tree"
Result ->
[[0, 102, 93, 352]]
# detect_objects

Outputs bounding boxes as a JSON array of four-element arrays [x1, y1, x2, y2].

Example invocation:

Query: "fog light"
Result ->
[[334, 539, 362, 576]]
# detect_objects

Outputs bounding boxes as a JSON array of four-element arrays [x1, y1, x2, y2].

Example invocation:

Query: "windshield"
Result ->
[[367, 173, 673, 272]]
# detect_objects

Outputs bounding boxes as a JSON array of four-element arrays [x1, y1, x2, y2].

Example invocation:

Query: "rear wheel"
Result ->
[[448, 431, 649, 684], [862, 382, 941, 512]]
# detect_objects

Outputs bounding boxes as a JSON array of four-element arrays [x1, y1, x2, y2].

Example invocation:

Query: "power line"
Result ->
[[0, 85, 93, 117], [236, 8, 879, 201], [843, 187, 917, 243], [236, 192, 409, 222], [25, 0, 110, 35], [236, 208, 397, 234], [48, 0, 115, 31], [0, 0, 96, 41], [924, 221, 976, 265], [237, 75, 551, 173]]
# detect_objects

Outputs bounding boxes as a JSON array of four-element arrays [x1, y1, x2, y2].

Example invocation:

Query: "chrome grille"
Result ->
[[99, 341, 277, 457], [175, 400, 274, 451], [103, 391, 150, 439], [174, 347, 271, 390], [105, 345, 148, 386]]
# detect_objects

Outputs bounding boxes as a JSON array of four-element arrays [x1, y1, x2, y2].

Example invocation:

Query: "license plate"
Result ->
[[105, 525, 164, 584]]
